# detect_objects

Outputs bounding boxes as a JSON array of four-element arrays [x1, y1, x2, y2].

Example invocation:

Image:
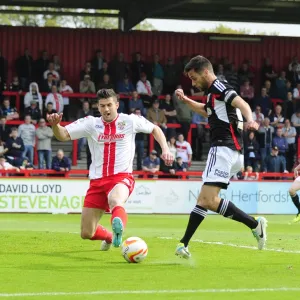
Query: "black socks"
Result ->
[[291, 194, 300, 214]]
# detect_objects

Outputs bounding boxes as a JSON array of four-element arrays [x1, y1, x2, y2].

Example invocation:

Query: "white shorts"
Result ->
[[202, 146, 244, 189]]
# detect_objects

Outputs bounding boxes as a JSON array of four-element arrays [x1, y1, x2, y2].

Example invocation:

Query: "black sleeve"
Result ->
[[222, 88, 238, 106]]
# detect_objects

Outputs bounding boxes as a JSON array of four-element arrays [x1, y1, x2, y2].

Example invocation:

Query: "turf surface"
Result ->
[[1, 214, 300, 300]]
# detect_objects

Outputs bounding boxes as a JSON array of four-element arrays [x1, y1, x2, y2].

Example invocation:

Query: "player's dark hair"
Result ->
[[97, 89, 117, 101], [184, 55, 214, 74]]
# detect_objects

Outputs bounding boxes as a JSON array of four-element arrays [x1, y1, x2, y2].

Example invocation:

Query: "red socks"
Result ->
[[111, 206, 127, 228], [91, 225, 112, 243]]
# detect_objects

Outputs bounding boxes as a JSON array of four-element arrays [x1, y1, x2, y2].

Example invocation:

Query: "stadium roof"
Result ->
[[2, 0, 300, 31]]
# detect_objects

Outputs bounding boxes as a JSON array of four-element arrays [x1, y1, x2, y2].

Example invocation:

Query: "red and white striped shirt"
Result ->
[[66, 113, 154, 179]]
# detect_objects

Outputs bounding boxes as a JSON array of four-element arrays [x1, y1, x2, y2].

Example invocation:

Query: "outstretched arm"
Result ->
[[175, 89, 208, 118], [47, 113, 71, 142]]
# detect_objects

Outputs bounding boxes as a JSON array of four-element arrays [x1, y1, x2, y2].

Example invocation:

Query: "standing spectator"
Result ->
[[291, 109, 300, 136], [136, 73, 153, 108], [76, 101, 93, 160], [5, 127, 25, 167], [24, 82, 43, 111], [216, 64, 226, 81], [293, 83, 300, 105], [34, 50, 49, 82], [18, 115, 36, 164], [163, 57, 178, 95], [52, 54, 63, 74], [142, 150, 160, 177], [285, 92, 294, 120], [43, 62, 60, 82], [282, 119, 296, 171], [224, 63, 239, 92], [161, 94, 177, 138], [43, 102, 57, 120], [240, 79, 254, 108], [172, 86, 193, 139], [176, 133, 192, 167], [16, 49, 33, 90], [42, 73, 57, 93], [244, 131, 260, 171], [288, 56, 299, 72], [261, 58, 277, 82], [254, 87, 272, 117], [252, 105, 264, 127], [59, 79, 73, 121], [1, 98, 19, 120], [91, 49, 106, 77], [258, 117, 274, 171], [0, 116, 11, 144], [0, 50, 7, 83], [129, 91, 145, 115], [79, 74, 96, 102], [134, 108, 144, 171], [98, 62, 110, 86], [9, 76, 22, 93], [131, 52, 147, 85], [45, 86, 64, 114], [146, 100, 167, 137], [151, 54, 164, 96], [52, 149, 71, 172], [273, 127, 288, 157], [109, 52, 129, 84], [238, 62, 254, 85], [80, 62, 95, 82], [36, 118, 53, 169], [24, 101, 42, 124], [270, 105, 285, 128], [275, 71, 287, 100], [117, 75, 135, 95]]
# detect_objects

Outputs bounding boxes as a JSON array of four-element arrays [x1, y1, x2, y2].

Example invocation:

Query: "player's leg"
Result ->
[[108, 183, 130, 247], [289, 178, 300, 222]]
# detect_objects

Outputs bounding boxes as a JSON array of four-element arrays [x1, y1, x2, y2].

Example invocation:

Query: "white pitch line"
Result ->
[[158, 237, 300, 254], [1, 287, 300, 297]]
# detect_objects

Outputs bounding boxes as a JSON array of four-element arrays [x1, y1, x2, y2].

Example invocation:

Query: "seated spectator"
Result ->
[[116, 94, 125, 114], [109, 52, 129, 84], [136, 73, 153, 108], [36, 118, 53, 169], [293, 83, 300, 106], [59, 79, 73, 121], [80, 62, 95, 82], [151, 54, 164, 96], [146, 99, 167, 137], [272, 127, 288, 157], [216, 64, 226, 81], [275, 71, 287, 100], [176, 133, 192, 167], [42, 73, 57, 93], [24, 101, 42, 125], [0, 155, 20, 173], [45, 85, 64, 114], [0, 139, 8, 156], [254, 87, 272, 117], [20, 158, 34, 170], [79, 74, 96, 103], [142, 150, 160, 177], [258, 117, 274, 171], [244, 131, 260, 171], [18, 115, 36, 164], [270, 104, 285, 128], [134, 109, 145, 171], [24, 82, 43, 111], [1, 97, 19, 120], [175, 156, 188, 172], [0, 115, 11, 144], [240, 79, 254, 107], [264, 80, 273, 97], [224, 63, 239, 92], [117, 75, 135, 95], [5, 127, 25, 167], [244, 166, 259, 181], [282, 119, 296, 171], [52, 54, 62, 74], [97, 61, 110, 85], [129, 91, 145, 115], [252, 105, 264, 127], [161, 94, 177, 138], [159, 152, 176, 178], [167, 136, 177, 159], [43, 62, 60, 82], [52, 149, 71, 172], [43, 102, 57, 120], [9, 76, 22, 93], [238, 62, 255, 84], [97, 74, 114, 91], [192, 112, 208, 161], [288, 56, 299, 72], [288, 62, 300, 86], [264, 146, 288, 173]]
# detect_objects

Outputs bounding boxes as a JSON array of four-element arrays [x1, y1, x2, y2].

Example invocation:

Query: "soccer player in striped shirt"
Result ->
[[47, 89, 173, 251]]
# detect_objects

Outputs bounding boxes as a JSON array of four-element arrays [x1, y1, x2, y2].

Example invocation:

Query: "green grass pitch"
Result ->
[[1, 214, 300, 300]]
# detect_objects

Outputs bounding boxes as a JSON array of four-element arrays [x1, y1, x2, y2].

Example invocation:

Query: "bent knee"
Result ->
[[289, 188, 296, 196], [198, 195, 219, 210], [81, 230, 94, 240]]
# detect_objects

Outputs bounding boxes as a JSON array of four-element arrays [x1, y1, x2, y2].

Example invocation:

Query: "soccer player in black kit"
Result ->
[[175, 56, 267, 259]]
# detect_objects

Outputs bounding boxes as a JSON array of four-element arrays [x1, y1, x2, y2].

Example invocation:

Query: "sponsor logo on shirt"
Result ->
[[207, 108, 212, 116], [97, 133, 125, 141], [214, 168, 229, 178], [95, 125, 103, 129]]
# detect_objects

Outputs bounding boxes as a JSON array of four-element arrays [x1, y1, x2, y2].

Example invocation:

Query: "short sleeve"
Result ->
[[132, 114, 155, 134], [186, 142, 193, 155], [65, 116, 94, 140], [223, 89, 238, 105]]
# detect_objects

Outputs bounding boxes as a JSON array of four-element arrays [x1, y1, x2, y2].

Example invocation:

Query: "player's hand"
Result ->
[[294, 165, 300, 178], [175, 89, 189, 102], [246, 120, 259, 131], [47, 113, 63, 126], [161, 150, 174, 166]]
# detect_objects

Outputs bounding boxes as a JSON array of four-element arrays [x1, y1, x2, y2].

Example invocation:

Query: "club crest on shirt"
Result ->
[[117, 121, 126, 130], [207, 108, 212, 116]]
